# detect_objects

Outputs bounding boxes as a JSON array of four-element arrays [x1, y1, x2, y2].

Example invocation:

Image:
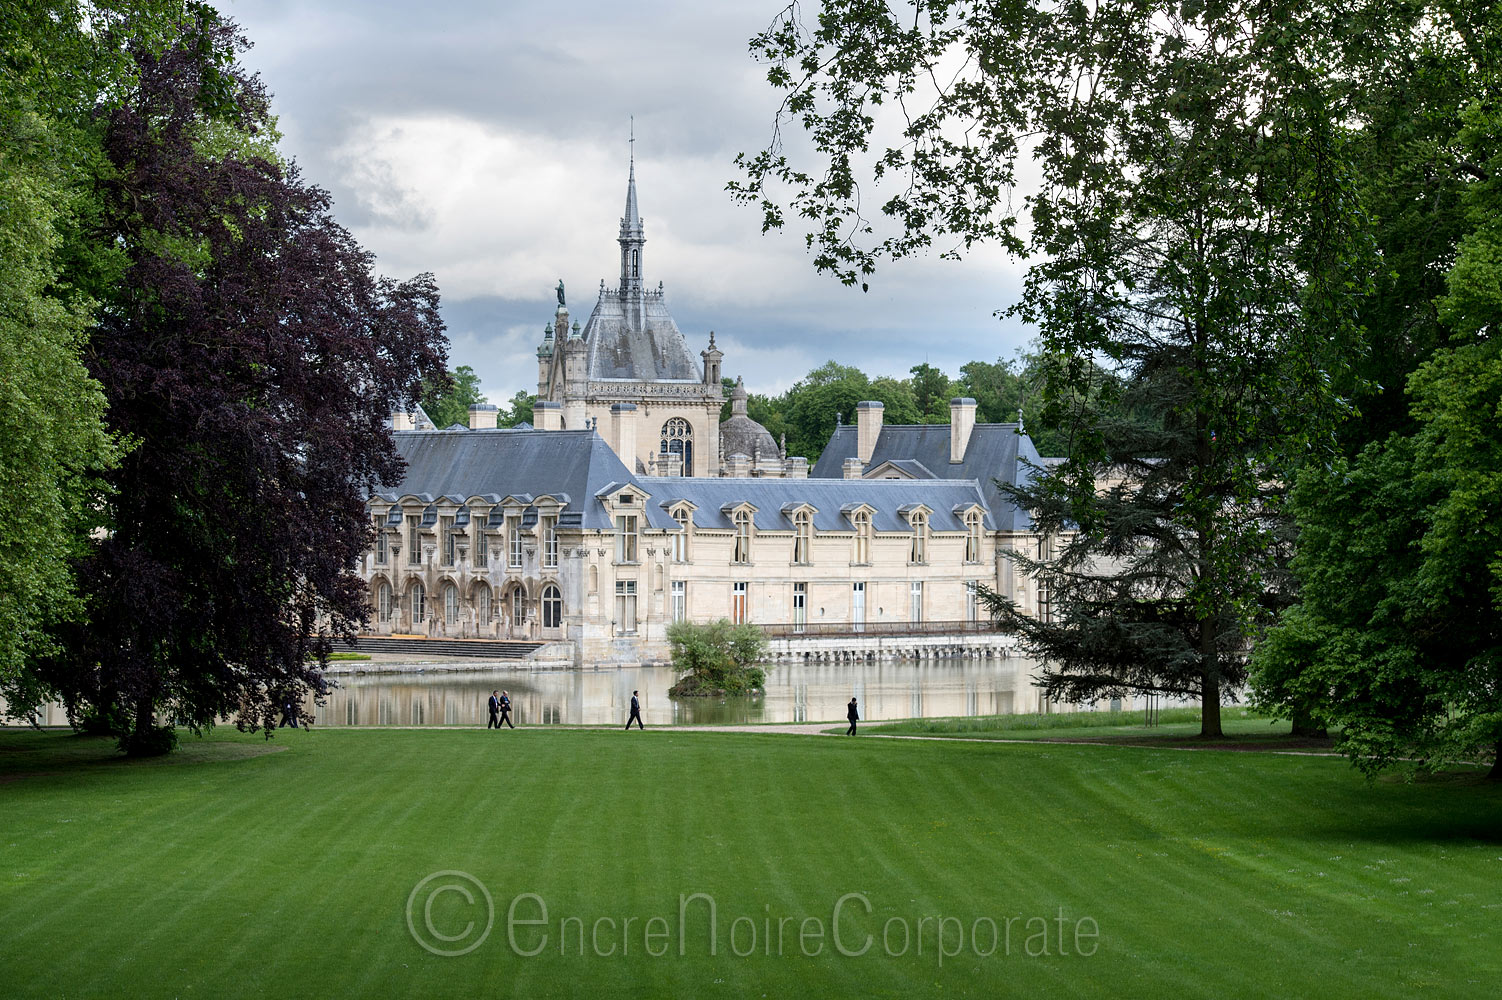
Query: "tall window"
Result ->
[[615, 580, 637, 634], [733, 510, 752, 564], [965, 510, 982, 563], [793, 510, 812, 565], [792, 582, 806, 633], [851, 581, 866, 632], [852, 510, 871, 564], [374, 515, 387, 564], [542, 584, 562, 629], [443, 583, 459, 625], [410, 582, 426, 624], [909, 511, 928, 563], [542, 515, 558, 569], [377, 582, 392, 623], [616, 514, 639, 563], [474, 521, 488, 567], [440, 516, 456, 566], [966, 581, 978, 623], [660, 418, 693, 477], [672, 508, 690, 562], [406, 514, 421, 565], [510, 586, 526, 626], [732, 581, 748, 624], [508, 516, 523, 568], [671, 580, 686, 622], [910, 581, 923, 623], [476, 586, 491, 624], [1038, 576, 1052, 623]]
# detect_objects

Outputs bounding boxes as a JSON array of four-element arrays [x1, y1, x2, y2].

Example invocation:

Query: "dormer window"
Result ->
[[733, 509, 753, 564], [616, 513, 639, 563], [965, 510, 983, 563], [793, 510, 813, 565], [852, 510, 872, 564], [909, 510, 929, 564], [672, 507, 691, 562]]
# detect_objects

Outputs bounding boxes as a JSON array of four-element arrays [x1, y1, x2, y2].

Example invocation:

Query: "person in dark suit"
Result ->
[[847, 696, 859, 736], [625, 690, 644, 730], [498, 690, 515, 729], [487, 690, 501, 729]]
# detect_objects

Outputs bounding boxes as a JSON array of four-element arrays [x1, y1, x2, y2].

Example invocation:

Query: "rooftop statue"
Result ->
[[556, 279, 566, 307]]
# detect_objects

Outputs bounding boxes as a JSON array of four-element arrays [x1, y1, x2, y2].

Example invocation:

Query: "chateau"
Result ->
[[360, 161, 1052, 664]]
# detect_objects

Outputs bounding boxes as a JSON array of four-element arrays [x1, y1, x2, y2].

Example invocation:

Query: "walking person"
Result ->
[[487, 690, 501, 729], [498, 690, 515, 729], [847, 696, 859, 736], [625, 690, 644, 730]]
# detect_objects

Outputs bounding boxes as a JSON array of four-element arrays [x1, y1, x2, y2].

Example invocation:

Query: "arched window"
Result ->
[[444, 583, 460, 624], [672, 508, 690, 562], [409, 582, 426, 624], [660, 418, 693, 477], [377, 582, 392, 623], [909, 511, 928, 564], [632, 249, 639, 277], [510, 586, 526, 625], [733, 509, 752, 564], [542, 584, 562, 629], [476, 586, 491, 624], [793, 510, 812, 565], [965, 510, 983, 563], [852, 510, 871, 564]]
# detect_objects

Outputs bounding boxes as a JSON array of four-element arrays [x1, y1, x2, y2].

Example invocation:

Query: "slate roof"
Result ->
[[373, 429, 675, 531], [639, 477, 994, 532], [810, 422, 1042, 530], [581, 289, 703, 382]]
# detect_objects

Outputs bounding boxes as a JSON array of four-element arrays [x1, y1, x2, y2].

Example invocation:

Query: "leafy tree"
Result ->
[[1255, 22, 1502, 778], [499, 389, 535, 428], [736, 1, 1370, 736], [0, 86, 115, 698], [665, 619, 768, 697], [908, 362, 953, 421], [780, 360, 870, 460], [420, 364, 483, 429], [25, 12, 447, 752]]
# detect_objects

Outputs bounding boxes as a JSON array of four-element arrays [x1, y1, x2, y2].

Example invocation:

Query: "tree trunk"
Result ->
[[1199, 617, 1223, 738], [1290, 707, 1327, 739], [1489, 740, 1502, 782]]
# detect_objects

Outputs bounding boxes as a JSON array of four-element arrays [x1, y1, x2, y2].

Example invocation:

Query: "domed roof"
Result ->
[[719, 377, 779, 460]]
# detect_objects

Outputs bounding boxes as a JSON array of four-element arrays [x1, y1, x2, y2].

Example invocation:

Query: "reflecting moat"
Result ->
[[6, 657, 1144, 729], [304, 656, 1092, 728]]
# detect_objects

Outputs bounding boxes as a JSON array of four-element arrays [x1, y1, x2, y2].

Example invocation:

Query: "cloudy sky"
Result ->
[[225, 0, 1034, 405]]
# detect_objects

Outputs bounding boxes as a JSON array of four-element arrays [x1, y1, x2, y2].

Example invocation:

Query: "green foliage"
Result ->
[[500, 389, 535, 428], [0, 5, 127, 693], [118, 723, 178, 758], [665, 619, 768, 697], [420, 364, 486, 429]]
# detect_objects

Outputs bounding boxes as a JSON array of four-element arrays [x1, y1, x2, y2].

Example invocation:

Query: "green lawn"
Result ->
[[2, 726, 1499, 998], [847, 707, 1298, 742]]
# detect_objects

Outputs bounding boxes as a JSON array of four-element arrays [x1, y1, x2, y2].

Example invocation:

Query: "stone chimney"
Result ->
[[785, 457, 809, 479], [950, 397, 977, 464], [856, 400, 883, 465], [534, 400, 563, 431], [391, 410, 413, 432], [468, 403, 498, 430], [843, 457, 865, 480], [610, 403, 638, 469], [660, 452, 683, 477], [725, 452, 750, 478]]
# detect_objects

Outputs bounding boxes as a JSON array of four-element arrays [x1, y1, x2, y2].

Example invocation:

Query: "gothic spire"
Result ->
[[619, 119, 645, 292]]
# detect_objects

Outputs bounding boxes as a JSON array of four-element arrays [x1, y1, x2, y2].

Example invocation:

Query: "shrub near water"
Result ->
[[666, 619, 768, 697]]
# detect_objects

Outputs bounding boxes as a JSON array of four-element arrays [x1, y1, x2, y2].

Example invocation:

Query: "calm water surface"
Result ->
[[309, 657, 1073, 728], [5, 657, 1130, 729]]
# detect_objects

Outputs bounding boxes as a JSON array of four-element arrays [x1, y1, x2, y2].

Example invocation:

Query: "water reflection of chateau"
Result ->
[[362, 158, 1056, 665], [314, 659, 1069, 728]]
